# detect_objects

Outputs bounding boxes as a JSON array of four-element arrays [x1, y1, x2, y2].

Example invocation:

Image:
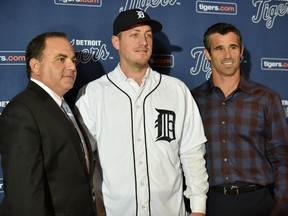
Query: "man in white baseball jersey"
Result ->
[[75, 9, 209, 216]]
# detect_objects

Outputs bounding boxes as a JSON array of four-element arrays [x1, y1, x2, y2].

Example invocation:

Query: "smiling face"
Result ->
[[112, 24, 153, 71], [204, 32, 244, 78], [30, 37, 77, 97]]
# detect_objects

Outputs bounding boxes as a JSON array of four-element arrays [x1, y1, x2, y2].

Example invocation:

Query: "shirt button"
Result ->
[[222, 102, 226, 106], [141, 182, 144, 186], [136, 105, 141, 109], [138, 138, 141, 142], [225, 176, 229, 180], [222, 139, 226, 143], [139, 161, 143, 165], [142, 205, 145, 209], [221, 121, 226, 125], [224, 158, 227, 162]]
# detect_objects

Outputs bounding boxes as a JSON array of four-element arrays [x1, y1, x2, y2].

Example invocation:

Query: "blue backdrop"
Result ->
[[0, 0, 287, 202]]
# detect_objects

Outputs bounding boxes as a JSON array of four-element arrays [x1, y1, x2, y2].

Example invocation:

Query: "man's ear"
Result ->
[[111, 35, 120, 50], [204, 48, 211, 61], [240, 45, 244, 57], [29, 58, 40, 76]]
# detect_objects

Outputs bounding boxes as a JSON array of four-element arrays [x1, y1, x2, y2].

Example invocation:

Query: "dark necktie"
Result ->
[[61, 99, 90, 172]]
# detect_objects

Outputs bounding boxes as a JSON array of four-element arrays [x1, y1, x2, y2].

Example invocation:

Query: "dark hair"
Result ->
[[203, 23, 242, 53], [25, 32, 68, 78]]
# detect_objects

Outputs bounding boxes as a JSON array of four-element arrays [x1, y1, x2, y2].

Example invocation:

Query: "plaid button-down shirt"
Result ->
[[192, 75, 288, 202]]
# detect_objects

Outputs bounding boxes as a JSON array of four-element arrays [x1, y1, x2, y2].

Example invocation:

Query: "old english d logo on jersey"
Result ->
[[155, 108, 176, 142]]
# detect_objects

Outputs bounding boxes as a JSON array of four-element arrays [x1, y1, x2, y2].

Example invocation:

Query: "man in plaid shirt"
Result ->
[[192, 23, 288, 216]]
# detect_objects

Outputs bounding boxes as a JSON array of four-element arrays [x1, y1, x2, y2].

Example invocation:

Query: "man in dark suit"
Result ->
[[0, 32, 96, 216]]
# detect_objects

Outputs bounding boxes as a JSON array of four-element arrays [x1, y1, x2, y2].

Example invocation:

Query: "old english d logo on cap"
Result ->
[[136, 10, 146, 19], [113, 9, 162, 35]]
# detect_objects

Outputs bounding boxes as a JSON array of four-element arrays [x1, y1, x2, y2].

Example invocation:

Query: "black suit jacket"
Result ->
[[0, 81, 96, 216]]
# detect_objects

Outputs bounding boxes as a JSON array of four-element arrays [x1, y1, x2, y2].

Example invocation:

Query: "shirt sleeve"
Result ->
[[74, 84, 98, 152], [266, 94, 288, 203], [180, 88, 209, 213], [181, 144, 209, 214]]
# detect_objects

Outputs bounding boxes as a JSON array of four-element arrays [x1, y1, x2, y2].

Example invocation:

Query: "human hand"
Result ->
[[189, 213, 205, 216]]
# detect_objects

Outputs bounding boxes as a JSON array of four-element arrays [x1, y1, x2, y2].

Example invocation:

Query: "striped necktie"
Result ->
[[61, 99, 90, 172]]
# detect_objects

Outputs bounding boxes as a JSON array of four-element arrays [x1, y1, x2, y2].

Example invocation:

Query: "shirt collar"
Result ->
[[237, 75, 253, 94], [203, 74, 251, 96], [117, 63, 150, 84], [30, 78, 62, 107]]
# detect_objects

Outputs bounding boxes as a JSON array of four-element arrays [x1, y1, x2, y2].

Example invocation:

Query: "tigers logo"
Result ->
[[282, 100, 288, 120], [252, 0, 288, 29], [261, 58, 288, 70], [190, 47, 212, 80], [284, 107, 288, 119], [0, 178, 3, 194], [119, 0, 179, 12], [54, 0, 102, 7], [149, 54, 174, 68], [136, 10, 146, 19], [196, 1, 237, 15], [70, 39, 111, 64], [155, 109, 176, 142], [0, 51, 25, 65]]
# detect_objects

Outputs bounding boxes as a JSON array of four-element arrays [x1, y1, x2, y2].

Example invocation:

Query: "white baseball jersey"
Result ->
[[75, 64, 208, 216]]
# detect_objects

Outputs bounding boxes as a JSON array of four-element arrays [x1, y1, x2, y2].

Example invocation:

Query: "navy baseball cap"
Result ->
[[113, 9, 162, 35]]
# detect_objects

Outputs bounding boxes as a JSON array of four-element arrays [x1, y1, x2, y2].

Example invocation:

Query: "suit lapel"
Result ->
[[27, 81, 90, 176]]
